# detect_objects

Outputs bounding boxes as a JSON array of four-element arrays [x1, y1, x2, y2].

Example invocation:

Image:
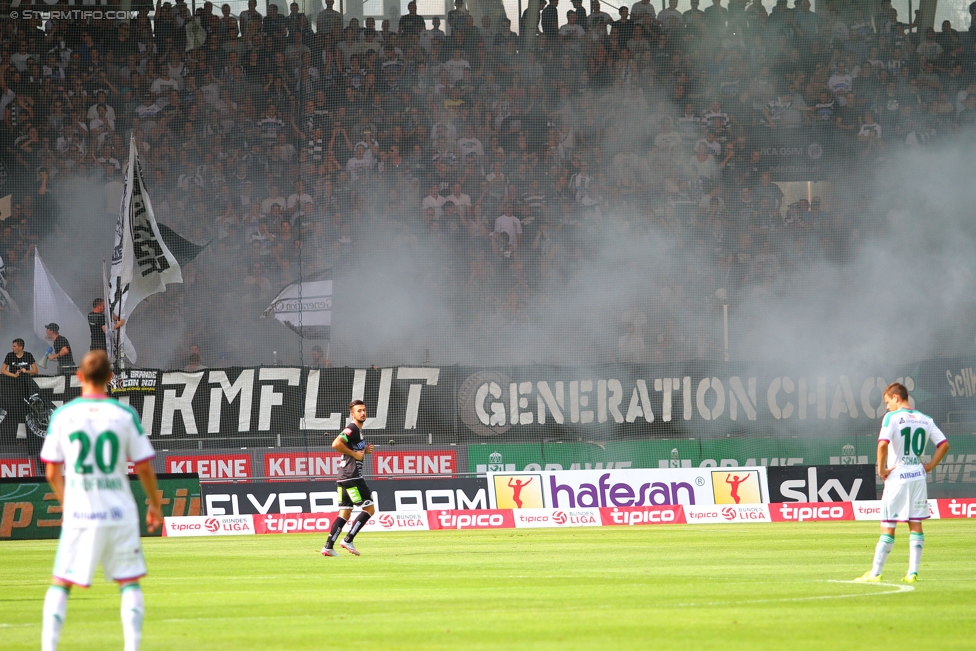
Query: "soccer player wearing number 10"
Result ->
[[855, 382, 949, 584], [39, 350, 163, 651]]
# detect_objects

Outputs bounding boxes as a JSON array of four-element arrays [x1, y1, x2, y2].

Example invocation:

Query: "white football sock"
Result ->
[[871, 533, 895, 577], [41, 585, 69, 651], [908, 532, 924, 575], [120, 583, 145, 651]]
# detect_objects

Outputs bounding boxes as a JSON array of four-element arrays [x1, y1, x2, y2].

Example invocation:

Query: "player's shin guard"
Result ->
[[871, 533, 895, 577], [325, 516, 347, 549], [344, 511, 372, 542], [908, 532, 924, 575], [120, 583, 145, 651], [41, 585, 69, 651]]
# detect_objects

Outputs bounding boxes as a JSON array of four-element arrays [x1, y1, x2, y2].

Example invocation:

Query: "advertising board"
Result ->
[[767, 465, 877, 502], [202, 478, 489, 515], [158, 497, 974, 535], [486, 468, 770, 509], [1, 474, 201, 539]]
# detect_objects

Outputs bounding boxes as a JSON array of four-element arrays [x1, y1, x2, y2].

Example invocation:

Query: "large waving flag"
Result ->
[[156, 222, 209, 267], [33, 249, 88, 360], [108, 137, 181, 363], [108, 137, 182, 360]]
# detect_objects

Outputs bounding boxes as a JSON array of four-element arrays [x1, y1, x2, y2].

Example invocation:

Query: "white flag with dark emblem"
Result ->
[[262, 270, 332, 339], [109, 137, 182, 325]]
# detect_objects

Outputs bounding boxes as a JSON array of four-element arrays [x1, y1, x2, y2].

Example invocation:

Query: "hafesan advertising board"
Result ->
[[486, 468, 769, 509]]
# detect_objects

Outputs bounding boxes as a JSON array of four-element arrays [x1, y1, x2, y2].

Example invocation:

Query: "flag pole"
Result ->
[[104, 259, 122, 372]]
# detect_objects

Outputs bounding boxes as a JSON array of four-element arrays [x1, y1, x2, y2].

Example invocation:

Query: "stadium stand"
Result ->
[[0, 0, 974, 372]]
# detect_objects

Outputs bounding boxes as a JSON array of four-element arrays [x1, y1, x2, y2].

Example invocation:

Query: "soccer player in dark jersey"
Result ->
[[322, 399, 375, 557]]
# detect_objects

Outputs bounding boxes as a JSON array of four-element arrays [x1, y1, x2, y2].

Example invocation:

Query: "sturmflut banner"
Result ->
[[2, 358, 974, 445]]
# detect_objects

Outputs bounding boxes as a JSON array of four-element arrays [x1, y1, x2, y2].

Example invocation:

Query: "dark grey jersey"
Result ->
[[336, 422, 366, 481]]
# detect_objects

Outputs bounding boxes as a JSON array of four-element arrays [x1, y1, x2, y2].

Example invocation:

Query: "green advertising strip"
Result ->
[[0, 475, 201, 541], [468, 443, 609, 473], [468, 434, 976, 486]]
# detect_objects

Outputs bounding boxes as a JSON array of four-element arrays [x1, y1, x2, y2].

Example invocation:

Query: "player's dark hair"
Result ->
[[13, 338, 24, 347], [883, 382, 909, 402], [92, 298, 104, 309], [349, 399, 365, 410], [80, 350, 112, 386]]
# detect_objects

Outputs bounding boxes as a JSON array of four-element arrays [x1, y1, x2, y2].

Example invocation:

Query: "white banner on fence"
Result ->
[[163, 515, 255, 537], [851, 499, 940, 521], [512, 508, 602, 528]]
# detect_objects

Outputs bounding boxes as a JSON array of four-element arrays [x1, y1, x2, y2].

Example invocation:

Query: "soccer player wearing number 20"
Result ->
[[855, 382, 949, 584], [39, 350, 163, 651]]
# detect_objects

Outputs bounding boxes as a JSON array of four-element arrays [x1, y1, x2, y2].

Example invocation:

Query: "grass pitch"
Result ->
[[1, 521, 974, 650]]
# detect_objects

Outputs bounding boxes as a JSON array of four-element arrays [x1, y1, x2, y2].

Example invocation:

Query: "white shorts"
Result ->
[[53, 523, 147, 587], [880, 479, 929, 524]]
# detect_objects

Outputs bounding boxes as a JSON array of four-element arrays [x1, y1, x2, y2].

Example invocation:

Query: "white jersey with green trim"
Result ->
[[878, 408, 946, 486], [40, 396, 155, 528]]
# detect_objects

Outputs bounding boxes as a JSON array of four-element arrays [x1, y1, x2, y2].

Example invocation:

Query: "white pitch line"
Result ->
[[674, 581, 913, 607]]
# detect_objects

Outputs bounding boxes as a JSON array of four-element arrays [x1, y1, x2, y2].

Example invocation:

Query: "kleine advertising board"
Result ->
[[486, 467, 770, 509], [166, 454, 252, 481]]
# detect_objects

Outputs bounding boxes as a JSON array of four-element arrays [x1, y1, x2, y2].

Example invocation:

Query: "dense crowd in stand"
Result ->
[[1, 0, 975, 366]]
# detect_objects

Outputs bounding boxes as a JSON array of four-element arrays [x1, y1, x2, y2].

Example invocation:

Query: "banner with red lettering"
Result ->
[[511, 508, 602, 528], [159, 498, 976, 535]]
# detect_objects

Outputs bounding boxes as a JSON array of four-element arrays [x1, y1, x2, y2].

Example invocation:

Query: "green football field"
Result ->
[[1, 521, 974, 650]]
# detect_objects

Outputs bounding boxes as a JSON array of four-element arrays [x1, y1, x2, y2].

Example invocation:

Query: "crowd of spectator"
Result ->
[[1, 0, 976, 367]]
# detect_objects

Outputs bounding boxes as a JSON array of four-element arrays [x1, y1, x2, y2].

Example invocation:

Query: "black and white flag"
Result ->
[[109, 138, 182, 329], [262, 270, 332, 339]]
